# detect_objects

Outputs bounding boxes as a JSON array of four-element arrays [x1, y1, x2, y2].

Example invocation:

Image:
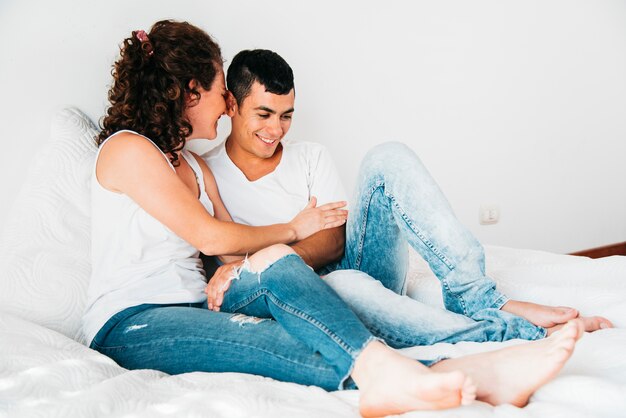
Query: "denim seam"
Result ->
[[269, 292, 360, 357], [437, 276, 469, 315], [439, 250, 506, 315], [367, 326, 416, 347], [491, 294, 509, 310], [380, 187, 470, 314], [228, 288, 359, 358], [356, 180, 457, 297], [95, 337, 333, 372], [353, 182, 383, 270], [384, 190, 455, 271]]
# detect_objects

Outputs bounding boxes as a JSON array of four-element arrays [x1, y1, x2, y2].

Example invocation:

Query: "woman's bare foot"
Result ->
[[432, 319, 583, 407], [352, 341, 475, 418], [546, 315, 614, 335], [502, 300, 578, 327]]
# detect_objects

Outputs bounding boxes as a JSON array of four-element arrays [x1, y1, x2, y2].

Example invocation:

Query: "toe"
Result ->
[[598, 317, 613, 329], [461, 378, 477, 406], [581, 316, 613, 332], [557, 307, 578, 319], [555, 320, 581, 340]]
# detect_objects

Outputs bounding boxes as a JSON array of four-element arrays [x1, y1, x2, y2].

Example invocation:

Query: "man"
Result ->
[[203, 49, 611, 346]]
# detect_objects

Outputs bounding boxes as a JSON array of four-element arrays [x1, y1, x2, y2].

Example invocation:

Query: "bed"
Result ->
[[1, 108, 625, 418]]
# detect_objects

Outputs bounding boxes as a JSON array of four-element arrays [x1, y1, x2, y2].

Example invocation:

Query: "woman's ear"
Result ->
[[225, 90, 237, 117], [186, 80, 200, 106]]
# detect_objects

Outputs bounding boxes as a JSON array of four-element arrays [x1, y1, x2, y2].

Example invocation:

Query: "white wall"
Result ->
[[1, 0, 625, 253]]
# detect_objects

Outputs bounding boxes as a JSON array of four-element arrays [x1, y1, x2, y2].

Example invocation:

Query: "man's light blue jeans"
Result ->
[[319, 142, 546, 346]]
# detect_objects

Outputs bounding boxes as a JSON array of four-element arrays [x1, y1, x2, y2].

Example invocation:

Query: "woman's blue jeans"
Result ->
[[319, 142, 546, 345], [90, 254, 439, 391]]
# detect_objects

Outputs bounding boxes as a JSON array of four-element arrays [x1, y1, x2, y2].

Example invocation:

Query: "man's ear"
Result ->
[[225, 90, 237, 117]]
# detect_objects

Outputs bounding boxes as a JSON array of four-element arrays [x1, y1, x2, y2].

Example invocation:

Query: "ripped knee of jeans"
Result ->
[[227, 247, 301, 287], [246, 244, 296, 274], [220, 255, 259, 291], [229, 313, 267, 326]]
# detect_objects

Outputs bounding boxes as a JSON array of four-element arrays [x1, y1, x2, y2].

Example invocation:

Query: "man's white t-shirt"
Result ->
[[203, 139, 347, 226]]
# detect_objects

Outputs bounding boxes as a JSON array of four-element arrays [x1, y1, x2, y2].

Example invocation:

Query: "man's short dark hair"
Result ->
[[227, 49, 294, 106]]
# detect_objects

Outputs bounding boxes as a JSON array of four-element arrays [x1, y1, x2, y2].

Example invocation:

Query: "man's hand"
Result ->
[[205, 259, 245, 312], [289, 197, 348, 241]]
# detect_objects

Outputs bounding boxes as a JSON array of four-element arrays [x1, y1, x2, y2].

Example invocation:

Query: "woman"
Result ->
[[84, 20, 584, 418]]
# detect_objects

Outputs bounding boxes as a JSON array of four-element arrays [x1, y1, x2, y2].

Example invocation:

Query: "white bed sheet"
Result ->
[[2, 246, 625, 418]]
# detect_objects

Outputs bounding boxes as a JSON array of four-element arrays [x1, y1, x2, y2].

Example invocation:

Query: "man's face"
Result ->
[[229, 81, 295, 159]]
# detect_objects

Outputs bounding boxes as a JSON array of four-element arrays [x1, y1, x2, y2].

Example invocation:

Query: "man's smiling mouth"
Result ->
[[256, 134, 278, 145]]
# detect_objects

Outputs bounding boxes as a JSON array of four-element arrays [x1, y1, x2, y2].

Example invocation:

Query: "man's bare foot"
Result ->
[[432, 319, 584, 407], [502, 300, 578, 328], [546, 315, 614, 335], [352, 341, 475, 418]]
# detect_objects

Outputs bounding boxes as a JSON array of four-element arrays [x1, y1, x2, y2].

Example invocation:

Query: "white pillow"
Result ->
[[0, 107, 98, 341]]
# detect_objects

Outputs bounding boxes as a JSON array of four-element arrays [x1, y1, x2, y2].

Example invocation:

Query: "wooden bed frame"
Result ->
[[569, 241, 626, 258]]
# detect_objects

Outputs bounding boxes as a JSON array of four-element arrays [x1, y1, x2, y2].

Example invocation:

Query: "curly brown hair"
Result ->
[[98, 20, 223, 166]]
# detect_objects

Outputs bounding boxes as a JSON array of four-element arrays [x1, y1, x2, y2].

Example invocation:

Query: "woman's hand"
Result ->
[[289, 197, 348, 241], [205, 259, 245, 311]]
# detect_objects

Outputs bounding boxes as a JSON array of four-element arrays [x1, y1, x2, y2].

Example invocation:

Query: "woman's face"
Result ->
[[185, 69, 228, 140]]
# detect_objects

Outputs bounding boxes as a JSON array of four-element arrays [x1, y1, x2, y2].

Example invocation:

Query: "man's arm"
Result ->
[[291, 143, 348, 270], [290, 224, 345, 270]]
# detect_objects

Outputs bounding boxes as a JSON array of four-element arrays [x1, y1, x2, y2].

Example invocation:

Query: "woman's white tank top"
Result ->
[[82, 130, 214, 345]]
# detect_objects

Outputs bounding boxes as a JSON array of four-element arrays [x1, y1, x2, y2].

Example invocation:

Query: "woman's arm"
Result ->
[[97, 133, 347, 256], [190, 153, 244, 264], [190, 153, 235, 223]]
